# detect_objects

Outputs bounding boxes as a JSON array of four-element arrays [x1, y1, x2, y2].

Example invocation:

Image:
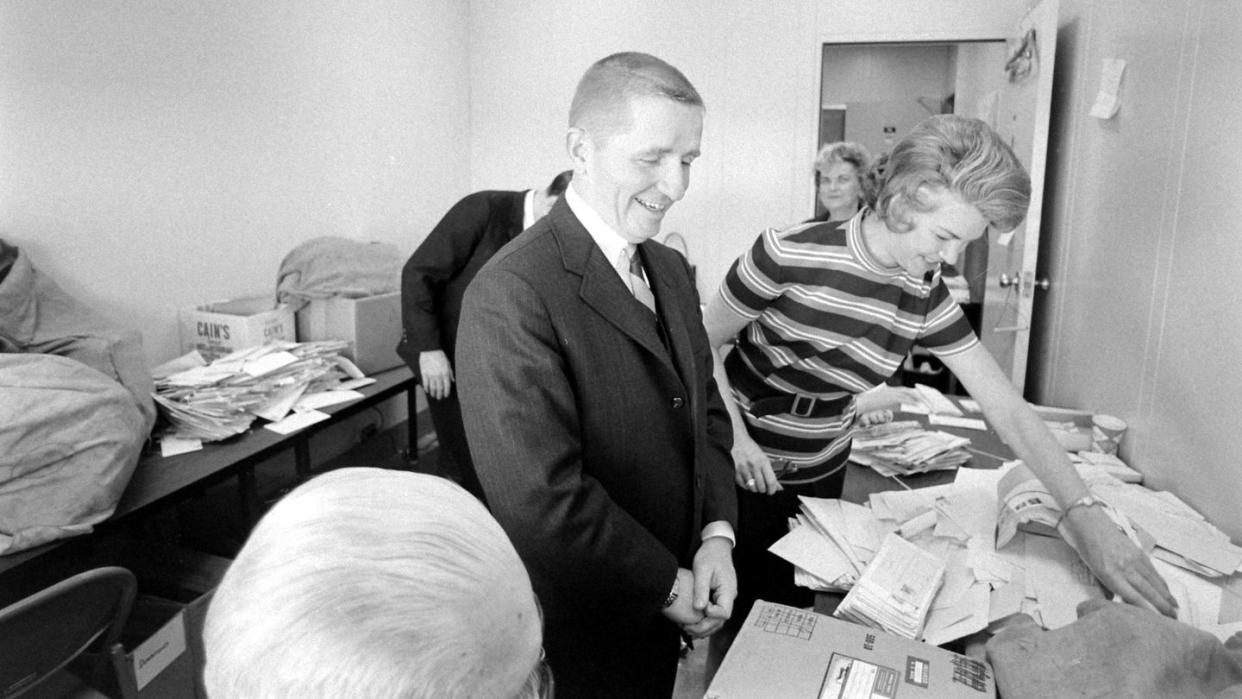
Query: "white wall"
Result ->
[[821, 44, 955, 159], [954, 42, 1009, 122], [467, 0, 1028, 301], [1030, 0, 1242, 539], [0, 0, 1029, 361], [0, 0, 470, 364]]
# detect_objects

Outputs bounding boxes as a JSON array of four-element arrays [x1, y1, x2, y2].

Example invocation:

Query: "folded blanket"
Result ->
[[987, 598, 1242, 698]]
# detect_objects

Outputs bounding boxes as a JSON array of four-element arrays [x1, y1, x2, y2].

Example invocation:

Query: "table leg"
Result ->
[[237, 465, 258, 526], [294, 438, 311, 480], [406, 386, 419, 466]]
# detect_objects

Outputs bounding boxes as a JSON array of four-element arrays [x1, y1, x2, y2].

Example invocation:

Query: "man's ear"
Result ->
[[566, 128, 591, 170]]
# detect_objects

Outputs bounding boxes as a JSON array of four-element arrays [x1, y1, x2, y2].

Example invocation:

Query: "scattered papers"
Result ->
[[771, 519, 858, 591], [1021, 533, 1104, 629], [995, 461, 1149, 554], [1091, 479, 1242, 578], [264, 409, 332, 435], [294, 389, 366, 412], [772, 461, 1242, 646], [995, 462, 1062, 548], [153, 341, 363, 441], [851, 421, 971, 477], [835, 532, 945, 639], [335, 377, 377, 391], [913, 383, 963, 416], [929, 414, 988, 431], [1071, 451, 1143, 483], [241, 350, 300, 378], [159, 435, 203, 457]]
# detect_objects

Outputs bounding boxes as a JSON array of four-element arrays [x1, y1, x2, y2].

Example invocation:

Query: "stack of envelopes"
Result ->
[[152, 340, 361, 441], [834, 532, 946, 639], [850, 420, 972, 476]]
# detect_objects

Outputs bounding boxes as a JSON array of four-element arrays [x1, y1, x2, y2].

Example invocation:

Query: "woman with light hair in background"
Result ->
[[202, 468, 551, 698], [809, 141, 875, 223]]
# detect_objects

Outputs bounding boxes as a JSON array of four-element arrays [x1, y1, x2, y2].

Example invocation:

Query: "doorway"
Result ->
[[818, 42, 1006, 394]]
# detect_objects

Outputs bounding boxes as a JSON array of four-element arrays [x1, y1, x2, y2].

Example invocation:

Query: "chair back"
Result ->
[[0, 566, 137, 698]]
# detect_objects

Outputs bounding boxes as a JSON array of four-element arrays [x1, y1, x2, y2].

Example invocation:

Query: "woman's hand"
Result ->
[[855, 385, 923, 414], [1064, 504, 1179, 618], [857, 409, 894, 428], [732, 432, 782, 495]]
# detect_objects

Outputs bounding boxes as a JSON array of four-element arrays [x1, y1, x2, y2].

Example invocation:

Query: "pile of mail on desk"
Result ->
[[151, 341, 373, 448], [771, 458, 1242, 647], [850, 420, 972, 476]]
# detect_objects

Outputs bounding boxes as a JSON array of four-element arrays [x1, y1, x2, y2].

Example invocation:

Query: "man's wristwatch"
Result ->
[[662, 578, 680, 608]]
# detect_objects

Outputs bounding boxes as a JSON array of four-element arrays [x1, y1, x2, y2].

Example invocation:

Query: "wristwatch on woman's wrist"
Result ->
[[1060, 493, 1103, 521]]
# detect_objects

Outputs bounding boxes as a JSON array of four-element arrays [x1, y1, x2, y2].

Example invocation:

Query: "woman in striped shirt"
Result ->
[[703, 115, 1177, 631]]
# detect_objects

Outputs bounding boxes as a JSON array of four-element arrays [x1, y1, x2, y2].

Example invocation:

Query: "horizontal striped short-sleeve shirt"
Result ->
[[718, 210, 978, 480]]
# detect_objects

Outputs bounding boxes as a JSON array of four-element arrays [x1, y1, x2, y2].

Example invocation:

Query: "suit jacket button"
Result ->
[[671, 397, 685, 409]]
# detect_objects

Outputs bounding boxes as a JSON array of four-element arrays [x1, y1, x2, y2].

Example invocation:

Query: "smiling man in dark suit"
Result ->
[[397, 171, 570, 503], [456, 52, 737, 698]]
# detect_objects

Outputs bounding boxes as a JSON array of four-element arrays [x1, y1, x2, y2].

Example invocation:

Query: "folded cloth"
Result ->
[[987, 599, 1242, 698], [275, 236, 402, 311]]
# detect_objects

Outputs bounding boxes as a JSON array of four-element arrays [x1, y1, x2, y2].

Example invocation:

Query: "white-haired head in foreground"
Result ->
[[202, 468, 548, 698]]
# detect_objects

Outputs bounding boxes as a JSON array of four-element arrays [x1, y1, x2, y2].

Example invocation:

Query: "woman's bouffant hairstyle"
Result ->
[[874, 115, 1031, 234]]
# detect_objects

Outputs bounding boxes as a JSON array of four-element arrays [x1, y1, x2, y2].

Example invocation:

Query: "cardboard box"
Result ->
[[90, 592, 212, 699], [180, 296, 295, 362], [707, 600, 996, 699], [295, 292, 402, 374]]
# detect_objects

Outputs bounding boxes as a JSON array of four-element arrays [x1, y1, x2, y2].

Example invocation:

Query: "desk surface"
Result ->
[[0, 366, 415, 576]]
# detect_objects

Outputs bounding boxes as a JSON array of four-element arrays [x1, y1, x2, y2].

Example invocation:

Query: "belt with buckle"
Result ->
[[725, 348, 853, 420], [748, 392, 852, 419]]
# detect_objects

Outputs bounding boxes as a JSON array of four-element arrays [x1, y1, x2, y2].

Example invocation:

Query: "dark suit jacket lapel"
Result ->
[[548, 203, 674, 367]]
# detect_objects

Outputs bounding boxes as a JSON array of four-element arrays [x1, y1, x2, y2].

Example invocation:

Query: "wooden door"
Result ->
[[979, 0, 1059, 393]]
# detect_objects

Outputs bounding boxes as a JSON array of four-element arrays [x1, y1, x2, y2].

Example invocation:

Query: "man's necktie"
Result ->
[[621, 247, 657, 314]]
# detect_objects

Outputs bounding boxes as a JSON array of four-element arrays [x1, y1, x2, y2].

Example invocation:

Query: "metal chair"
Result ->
[[0, 567, 137, 698]]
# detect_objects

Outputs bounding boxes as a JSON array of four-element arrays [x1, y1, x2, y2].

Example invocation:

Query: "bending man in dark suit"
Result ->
[[397, 171, 571, 503], [457, 52, 737, 698]]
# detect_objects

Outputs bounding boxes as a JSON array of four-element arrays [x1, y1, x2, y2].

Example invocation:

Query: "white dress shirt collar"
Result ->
[[566, 184, 632, 282], [521, 189, 536, 231]]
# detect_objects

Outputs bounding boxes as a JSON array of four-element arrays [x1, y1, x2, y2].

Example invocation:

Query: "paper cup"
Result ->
[[1091, 414, 1127, 455]]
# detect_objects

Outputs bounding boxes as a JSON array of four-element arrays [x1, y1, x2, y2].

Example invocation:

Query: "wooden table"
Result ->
[[0, 366, 418, 601]]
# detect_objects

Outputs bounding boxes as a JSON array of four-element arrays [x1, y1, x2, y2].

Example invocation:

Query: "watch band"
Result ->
[[662, 578, 679, 608], [1061, 493, 1103, 521]]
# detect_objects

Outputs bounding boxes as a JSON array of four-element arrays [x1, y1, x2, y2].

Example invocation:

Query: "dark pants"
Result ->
[[425, 390, 488, 506], [732, 467, 846, 619], [545, 606, 681, 699], [709, 467, 846, 679]]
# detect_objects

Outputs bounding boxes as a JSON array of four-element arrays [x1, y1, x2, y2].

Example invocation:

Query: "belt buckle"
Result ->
[[791, 394, 817, 418], [771, 459, 799, 476]]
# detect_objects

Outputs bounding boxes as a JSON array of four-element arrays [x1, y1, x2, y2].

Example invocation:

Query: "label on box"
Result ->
[[180, 297, 295, 362], [133, 611, 187, 689]]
